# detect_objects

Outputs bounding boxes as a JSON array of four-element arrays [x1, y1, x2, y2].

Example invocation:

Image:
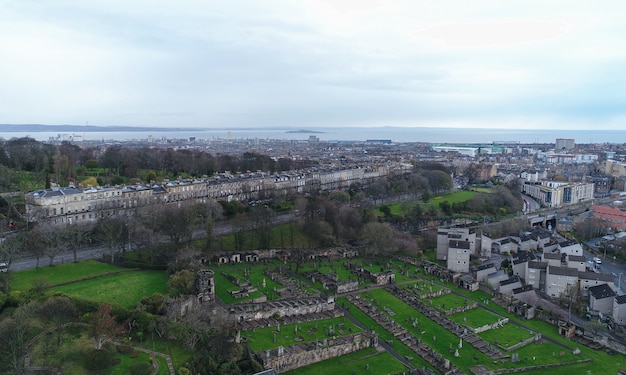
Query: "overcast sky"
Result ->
[[2, 1, 626, 130]]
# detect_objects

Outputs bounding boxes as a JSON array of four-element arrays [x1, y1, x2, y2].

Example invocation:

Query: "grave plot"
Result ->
[[243, 316, 362, 352], [214, 266, 285, 304], [449, 308, 503, 332]]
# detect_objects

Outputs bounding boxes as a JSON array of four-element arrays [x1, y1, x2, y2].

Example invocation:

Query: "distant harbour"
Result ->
[[1, 125, 626, 144]]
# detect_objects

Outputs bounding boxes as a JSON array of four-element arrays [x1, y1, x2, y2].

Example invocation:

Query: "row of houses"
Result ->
[[438, 220, 626, 325], [25, 164, 406, 225]]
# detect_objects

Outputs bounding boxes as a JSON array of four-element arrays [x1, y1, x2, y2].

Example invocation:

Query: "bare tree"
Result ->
[[37, 223, 63, 266], [62, 223, 92, 263], [95, 217, 127, 264], [27, 225, 46, 268], [0, 302, 36, 373], [39, 296, 78, 346]]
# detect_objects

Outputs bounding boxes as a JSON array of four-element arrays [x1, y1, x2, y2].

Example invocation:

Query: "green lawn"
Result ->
[[244, 317, 362, 352], [337, 297, 433, 370], [11, 260, 123, 291], [478, 324, 535, 348], [428, 191, 476, 205], [213, 268, 285, 304], [362, 289, 490, 373], [282, 347, 408, 375], [427, 293, 470, 310], [449, 308, 500, 329], [49, 270, 169, 309]]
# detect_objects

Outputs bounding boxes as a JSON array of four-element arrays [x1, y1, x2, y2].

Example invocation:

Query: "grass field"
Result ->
[[28, 325, 172, 375], [376, 190, 477, 217], [213, 268, 285, 304], [478, 323, 535, 348], [49, 270, 169, 309], [427, 292, 470, 310], [361, 288, 490, 373], [244, 316, 362, 352], [449, 308, 501, 328], [11, 260, 123, 291], [337, 297, 433, 370], [282, 347, 408, 375]]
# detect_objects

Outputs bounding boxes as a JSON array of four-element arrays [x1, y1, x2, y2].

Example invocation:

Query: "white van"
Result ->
[[0, 262, 7, 273], [593, 257, 602, 264]]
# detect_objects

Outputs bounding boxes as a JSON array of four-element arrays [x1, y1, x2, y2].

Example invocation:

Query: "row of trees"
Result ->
[[0, 137, 317, 190]]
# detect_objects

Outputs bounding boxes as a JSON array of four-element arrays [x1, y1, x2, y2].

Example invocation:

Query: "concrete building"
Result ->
[[578, 271, 614, 293], [526, 261, 547, 291], [436, 227, 476, 260], [558, 240, 584, 256], [613, 295, 626, 325], [520, 180, 594, 208], [499, 275, 523, 295], [566, 255, 587, 272], [588, 284, 615, 316], [474, 263, 497, 283], [446, 239, 471, 273], [545, 266, 579, 298], [555, 138, 575, 151]]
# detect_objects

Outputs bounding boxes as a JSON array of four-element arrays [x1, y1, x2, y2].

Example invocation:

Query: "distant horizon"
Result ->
[[4, 125, 626, 144], [3, 123, 626, 132]]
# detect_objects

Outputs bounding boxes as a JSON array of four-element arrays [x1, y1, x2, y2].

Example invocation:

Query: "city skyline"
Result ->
[[2, 1, 626, 130]]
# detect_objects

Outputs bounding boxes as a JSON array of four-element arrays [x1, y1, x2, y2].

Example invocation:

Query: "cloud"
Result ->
[[413, 20, 570, 48], [0, 1, 625, 130]]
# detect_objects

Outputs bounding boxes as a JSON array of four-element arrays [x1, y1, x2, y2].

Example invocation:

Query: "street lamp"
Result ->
[[619, 273, 624, 292]]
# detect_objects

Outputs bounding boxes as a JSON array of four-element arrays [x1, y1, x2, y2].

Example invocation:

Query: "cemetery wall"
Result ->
[[258, 333, 373, 373]]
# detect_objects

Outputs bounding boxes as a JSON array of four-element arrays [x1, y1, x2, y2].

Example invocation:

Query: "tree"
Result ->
[[62, 223, 92, 262], [27, 225, 46, 268], [360, 222, 397, 258], [37, 223, 62, 266], [0, 233, 25, 293], [168, 270, 196, 296], [95, 217, 127, 264], [140, 293, 166, 315], [39, 296, 78, 346], [200, 200, 223, 252], [90, 303, 124, 350], [250, 205, 274, 249], [0, 302, 36, 373]]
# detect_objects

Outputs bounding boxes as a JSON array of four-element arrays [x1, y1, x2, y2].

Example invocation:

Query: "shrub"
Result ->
[[130, 361, 153, 375], [116, 344, 133, 354], [84, 348, 113, 372]]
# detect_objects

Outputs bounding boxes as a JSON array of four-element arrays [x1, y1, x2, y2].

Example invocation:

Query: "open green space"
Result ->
[[337, 297, 432, 370], [361, 288, 490, 373], [376, 190, 477, 216], [478, 324, 535, 348], [427, 292, 470, 310], [11, 260, 124, 291], [244, 316, 362, 352], [27, 325, 172, 375], [282, 347, 408, 375], [449, 308, 501, 329], [49, 271, 169, 309], [213, 268, 284, 304]]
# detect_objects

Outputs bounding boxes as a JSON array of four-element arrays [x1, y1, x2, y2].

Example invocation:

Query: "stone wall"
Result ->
[[258, 333, 373, 373], [473, 317, 509, 334], [232, 297, 334, 322]]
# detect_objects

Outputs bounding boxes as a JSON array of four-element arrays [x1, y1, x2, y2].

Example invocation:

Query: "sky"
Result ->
[[1, 0, 626, 130]]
